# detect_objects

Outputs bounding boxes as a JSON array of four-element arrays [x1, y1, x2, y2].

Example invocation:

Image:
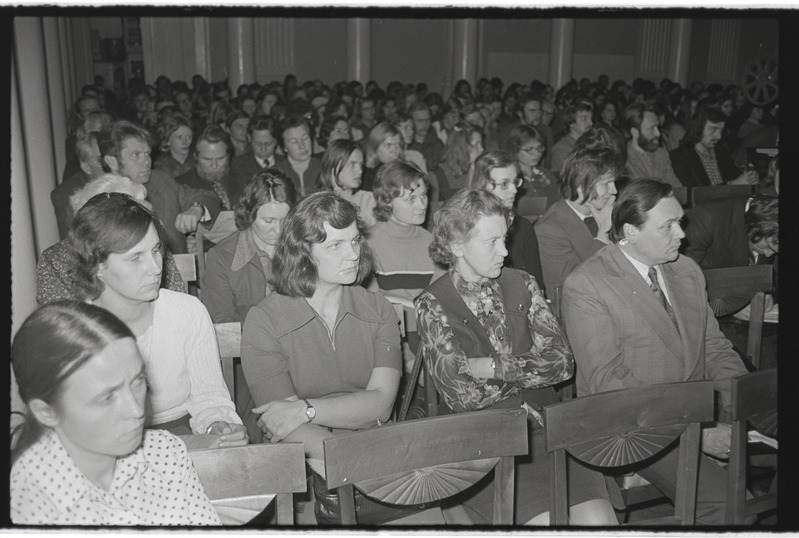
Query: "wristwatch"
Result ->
[[302, 398, 316, 423]]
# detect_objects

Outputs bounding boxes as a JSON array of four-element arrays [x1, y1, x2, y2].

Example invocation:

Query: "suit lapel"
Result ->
[[606, 247, 685, 368], [661, 259, 705, 378]]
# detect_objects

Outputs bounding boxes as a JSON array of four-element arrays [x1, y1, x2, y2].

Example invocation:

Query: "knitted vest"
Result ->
[[425, 268, 559, 414]]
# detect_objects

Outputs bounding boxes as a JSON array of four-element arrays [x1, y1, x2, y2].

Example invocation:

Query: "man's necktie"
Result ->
[[583, 215, 599, 237], [648, 266, 679, 330], [212, 181, 231, 211]]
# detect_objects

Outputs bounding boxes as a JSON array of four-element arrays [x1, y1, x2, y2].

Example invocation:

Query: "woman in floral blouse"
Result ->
[[415, 188, 616, 526]]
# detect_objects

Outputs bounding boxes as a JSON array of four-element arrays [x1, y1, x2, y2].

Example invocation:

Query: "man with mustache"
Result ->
[[623, 103, 681, 187], [562, 178, 748, 525]]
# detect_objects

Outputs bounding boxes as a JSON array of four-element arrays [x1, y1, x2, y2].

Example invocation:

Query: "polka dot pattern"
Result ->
[[10, 430, 221, 526]]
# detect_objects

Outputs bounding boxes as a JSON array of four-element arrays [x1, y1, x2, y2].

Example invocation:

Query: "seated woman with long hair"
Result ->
[[319, 139, 376, 228], [415, 189, 616, 525], [241, 190, 401, 471], [429, 122, 484, 201], [69, 193, 247, 442], [10, 300, 220, 525]]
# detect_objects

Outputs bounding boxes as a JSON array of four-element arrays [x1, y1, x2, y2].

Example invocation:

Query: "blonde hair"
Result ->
[[69, 173, 150, 213]]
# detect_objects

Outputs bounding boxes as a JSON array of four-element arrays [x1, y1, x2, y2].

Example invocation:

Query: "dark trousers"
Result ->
[[637, 442, 736, 525]]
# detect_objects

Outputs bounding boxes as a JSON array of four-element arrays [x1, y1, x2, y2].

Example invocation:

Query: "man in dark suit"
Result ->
[[562, 179, 748, 525], [669, 107, 758, 187], [682, 194, 779, 369], [51, 133, 105, 239], [228, 115, 286, 190], [533, 144, 623, 298]]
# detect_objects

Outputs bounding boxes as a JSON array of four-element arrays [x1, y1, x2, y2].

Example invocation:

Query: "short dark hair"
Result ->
[[317, 114, 349, 148], [248, 114, 279, 138], [468, 149, 516, 190], [685, 107, 727, 146], [560, 144, 624, 203], [234, 168, 297, 230], [271, 191, 371, 297], [97, 120, 153, 172], [278, 115, 311, 149], [609, 178, 674, 243], [407, 101, 431, 116], [69, 192, 166, 300], [429, 188, 507, 267], [194, 123, 230, 153], [745, 194, 779, 244], [373, 160, 428, 222], [224, 109, 250, 131]]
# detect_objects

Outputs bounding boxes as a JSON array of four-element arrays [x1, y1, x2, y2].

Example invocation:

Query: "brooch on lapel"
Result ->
[[518, 304, 525, 311]]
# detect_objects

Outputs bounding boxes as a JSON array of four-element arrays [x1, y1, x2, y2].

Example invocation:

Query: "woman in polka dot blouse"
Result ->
[[10, 301, 221, 525]]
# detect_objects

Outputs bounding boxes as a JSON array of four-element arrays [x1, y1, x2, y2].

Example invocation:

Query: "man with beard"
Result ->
[[669, 108, 758, 187], [176, 124, 241, 209], [623, 103, 681, 187], [562, 178, 748, 525], [99, 120, 221, 254]]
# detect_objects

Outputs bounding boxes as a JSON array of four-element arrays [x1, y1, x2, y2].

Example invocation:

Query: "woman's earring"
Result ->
[[618, 237, 629, 245]]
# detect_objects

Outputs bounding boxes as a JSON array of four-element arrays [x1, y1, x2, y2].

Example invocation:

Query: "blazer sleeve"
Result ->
[[562, 269, 648, 396], [201, 245, 238, 323], [669, 146, 698, 187]]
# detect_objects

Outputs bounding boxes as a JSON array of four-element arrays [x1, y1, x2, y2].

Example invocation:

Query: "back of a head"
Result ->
[[69, 173, 149, 214]]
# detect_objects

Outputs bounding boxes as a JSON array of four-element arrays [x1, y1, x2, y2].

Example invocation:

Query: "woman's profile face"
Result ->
[[168, 126, 193, 159], [452, 214, 508, 282], [377, 134, 402, 165], [98, 224, 163, 304], [311, 221, 362, 287], [48, 338, 147, 464], [390, 178, 428, 227], [252, 201, 291, 249], [336, 149, 364, 191]]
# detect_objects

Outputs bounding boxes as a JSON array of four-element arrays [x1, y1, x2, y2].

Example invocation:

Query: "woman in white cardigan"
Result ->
[[69, 191, 247, 444]]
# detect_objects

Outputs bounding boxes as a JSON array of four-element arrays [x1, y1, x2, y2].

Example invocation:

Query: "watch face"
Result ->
[[306, 404, 316, 420]]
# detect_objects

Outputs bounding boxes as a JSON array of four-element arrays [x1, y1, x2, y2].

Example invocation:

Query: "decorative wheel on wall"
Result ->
[[742, 53, 778, 106]]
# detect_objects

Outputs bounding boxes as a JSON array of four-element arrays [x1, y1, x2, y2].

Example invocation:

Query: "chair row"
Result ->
[[190, 365, 776, 526]]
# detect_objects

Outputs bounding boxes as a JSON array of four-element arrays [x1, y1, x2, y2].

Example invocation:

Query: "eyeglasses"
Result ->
[[520, 144, 545, 155], [488, 178, 522, 190]]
